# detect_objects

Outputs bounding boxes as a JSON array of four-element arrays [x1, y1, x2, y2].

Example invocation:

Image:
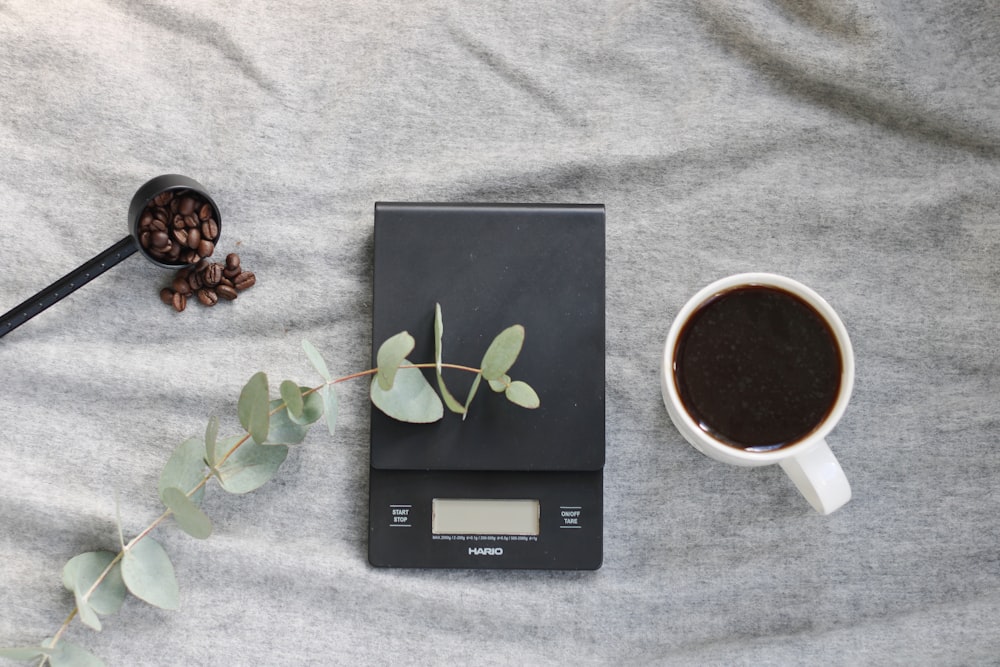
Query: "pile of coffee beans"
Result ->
[[138, 189, 220, 265], [159, 253, 256, 312]]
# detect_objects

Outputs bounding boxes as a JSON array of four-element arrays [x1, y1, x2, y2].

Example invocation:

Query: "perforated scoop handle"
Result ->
[[0, 236, 139, 339]]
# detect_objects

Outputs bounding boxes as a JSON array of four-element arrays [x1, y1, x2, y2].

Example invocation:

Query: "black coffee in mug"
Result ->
[[673, 285, 842, 452]]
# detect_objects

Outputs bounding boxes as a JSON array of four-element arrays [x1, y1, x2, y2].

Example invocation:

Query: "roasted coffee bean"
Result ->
[[185, 227, 200, 250], [197, 288, 219, 307], [172, 291, 186, 312], [138, 188, 220, 265], [171, 275, 192, 295], [202, 219, 218, 240], [216, 284, 238, 301], [204, 263, 223, 286], [160, 248, 253, 311], [233, 271, 255, 290]]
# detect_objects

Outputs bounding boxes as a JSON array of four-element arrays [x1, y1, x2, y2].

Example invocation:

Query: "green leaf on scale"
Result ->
[[480, 325, 525, 381], [217, 438, 289, 494], [121, 538, 179, 611], [0, 647, 57, 660], [370, 362, 444, 423], [462, 373, 483, 419], [505, 380, 540, 409], [437, 375, 467, 415], [45, 638, 106, 667], [488, 374, 511, 393], [279, 380, 304, 419], [376, 331, 415, 391], [301, 339, 332, 382], [158, 438, 207, 507], [238, 371, 270, 444], [434, 303, 466, 415], [161, 487, 212, 539], [434, 303, 444, 375], [61, 551, 126, 617], [319, 385, 338, 437], [204, 415, 219, 468]]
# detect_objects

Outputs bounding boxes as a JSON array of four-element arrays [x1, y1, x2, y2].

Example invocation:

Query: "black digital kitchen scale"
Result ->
[[369, 203, 605, 570]]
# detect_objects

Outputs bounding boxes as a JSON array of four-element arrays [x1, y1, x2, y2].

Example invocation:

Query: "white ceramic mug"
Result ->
[[660, 273, 854, 514]]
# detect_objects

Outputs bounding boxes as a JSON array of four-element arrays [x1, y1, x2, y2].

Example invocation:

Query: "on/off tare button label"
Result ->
[[390, 504, 412, 527], [559, 506, 582, 529]]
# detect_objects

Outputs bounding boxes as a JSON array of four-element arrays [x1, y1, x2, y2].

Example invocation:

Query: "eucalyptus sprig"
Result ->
[[0, 303, 537, 667]]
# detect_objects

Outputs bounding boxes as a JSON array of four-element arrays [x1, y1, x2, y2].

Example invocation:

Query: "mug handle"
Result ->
[[778, 439, 851, 515]]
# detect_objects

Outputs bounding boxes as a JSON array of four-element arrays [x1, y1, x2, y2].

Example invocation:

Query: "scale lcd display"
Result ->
[[432, 498, 540, 536]]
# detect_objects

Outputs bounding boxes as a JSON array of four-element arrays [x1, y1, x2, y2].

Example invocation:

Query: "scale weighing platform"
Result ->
[[369, 203, 605, 570]]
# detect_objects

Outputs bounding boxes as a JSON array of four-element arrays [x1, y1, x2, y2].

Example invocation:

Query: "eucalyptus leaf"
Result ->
[[505, 380, 540, 409], [158, 438, 206, 506], [0, 647, 55, 660], [204, 415, 219, 468], [434, 303, 465, 415], [237, 371, 270, 444], [262, 398, 308, 445], [61, 551, 125, 616], [376, 331, 415, 391], [73, 593, 101, 631], [480, 325, 525, 381], [287, 388, 324, 426], [462, 373, 482, 418], [487, 374, 510, 393], [46, 639, 106, 667], [320, 385, 338, 437], [279, 380, 304, 419], [217, 438, 289, 494], [212, 435, 243, 469], [370, 363, 444, 423], [437, 374, 466, 415], [161, 487, 212, 540], [301, 339, 332, 382], [434, 303, 444, 375], [121, 538, 179, 611]]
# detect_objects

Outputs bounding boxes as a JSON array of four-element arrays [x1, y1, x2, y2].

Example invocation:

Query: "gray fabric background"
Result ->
[[2, 1, 998, 665]]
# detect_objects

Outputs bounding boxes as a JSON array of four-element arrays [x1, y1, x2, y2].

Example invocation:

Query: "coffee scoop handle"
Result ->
[[0, 236, 139, 339], [778, 439, 852, 515]]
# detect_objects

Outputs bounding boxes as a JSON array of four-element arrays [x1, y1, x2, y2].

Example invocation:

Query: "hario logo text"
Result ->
[[468, 547, 504, 556]]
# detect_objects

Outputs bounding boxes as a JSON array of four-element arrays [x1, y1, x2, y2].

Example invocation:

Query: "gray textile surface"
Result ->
[[1, 1, 998, 665]]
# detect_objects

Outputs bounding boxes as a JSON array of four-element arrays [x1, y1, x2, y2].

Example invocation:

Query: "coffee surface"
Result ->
[[674, 285, 841, 451]]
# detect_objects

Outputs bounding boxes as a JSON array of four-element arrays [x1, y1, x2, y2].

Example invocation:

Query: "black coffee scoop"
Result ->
[[0, 174, 222, 338]]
